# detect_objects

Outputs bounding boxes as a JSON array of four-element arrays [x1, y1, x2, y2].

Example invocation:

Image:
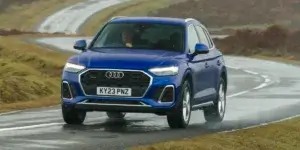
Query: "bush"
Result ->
[[214, 25, 299, 58]]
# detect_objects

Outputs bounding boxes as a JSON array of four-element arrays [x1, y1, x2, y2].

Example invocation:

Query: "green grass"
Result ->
[[0, 35, 69, 112], [132, 117, 300, 150], [0, 0, 81, 112]]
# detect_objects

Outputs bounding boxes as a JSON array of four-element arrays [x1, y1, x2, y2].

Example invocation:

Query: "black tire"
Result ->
[[106, 112, 126, 119], [203, 77, 226, 122], [62, 105, 86, 124], [167, 79, 192, 129]]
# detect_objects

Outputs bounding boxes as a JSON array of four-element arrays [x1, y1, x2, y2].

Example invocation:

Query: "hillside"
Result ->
[[0, 0, 79, 112], [151, 0, 300, 30]]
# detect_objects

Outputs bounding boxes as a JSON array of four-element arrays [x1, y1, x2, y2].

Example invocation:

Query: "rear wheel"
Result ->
[[203, 77, 226, 122], [167, 80, 192, 129], [106, 112, 126, 119], [62, 105, 86, 124]]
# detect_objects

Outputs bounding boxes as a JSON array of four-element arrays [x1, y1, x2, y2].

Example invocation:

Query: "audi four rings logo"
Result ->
[[105, 71, 124, 79]]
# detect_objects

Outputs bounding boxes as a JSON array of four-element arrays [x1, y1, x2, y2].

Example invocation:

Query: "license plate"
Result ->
[[96, 87, 132, 96]]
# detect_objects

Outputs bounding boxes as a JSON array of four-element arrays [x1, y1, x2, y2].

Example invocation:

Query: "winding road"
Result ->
[[1, 0, 300, 150]]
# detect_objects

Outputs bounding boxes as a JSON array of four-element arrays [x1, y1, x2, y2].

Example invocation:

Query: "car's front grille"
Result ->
[[80, 69, 151, 97]]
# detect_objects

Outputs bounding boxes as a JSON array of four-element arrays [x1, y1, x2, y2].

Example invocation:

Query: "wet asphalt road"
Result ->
[[0, 68, 265, 150]]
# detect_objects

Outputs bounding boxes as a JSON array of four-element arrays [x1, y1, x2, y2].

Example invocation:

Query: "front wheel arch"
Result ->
[[181, 69, 194, 97], [171, 69, 194, 110], [220, 66, 228, 93]]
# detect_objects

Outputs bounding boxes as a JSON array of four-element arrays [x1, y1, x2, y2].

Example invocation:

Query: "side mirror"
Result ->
[[73, 40, 87, 51], [194, 43, 209, 54]]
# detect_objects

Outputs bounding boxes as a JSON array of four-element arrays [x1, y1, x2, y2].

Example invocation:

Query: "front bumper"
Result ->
[[61, 69, 182, 112], [70, 100, 175, 113]]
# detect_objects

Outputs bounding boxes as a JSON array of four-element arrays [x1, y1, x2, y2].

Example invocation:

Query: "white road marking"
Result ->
[[253, 83, 268, 90], [0, 123, 63, 132], [226, 66, 273, 91], [265, 78, 271, 83], [243, 70, 259, 75], [226, 65, 240, 70], [226, 66, 273, 97], [37, 109, 61, 113], [252, 74, 271, 90], [0, 116, 107, 132], [0, 111, 21, 116], [227, 90, 250, 98]]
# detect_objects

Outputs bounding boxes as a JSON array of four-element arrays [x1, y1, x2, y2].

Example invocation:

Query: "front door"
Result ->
[[195, 24, 219, 101], [186, 24, 210, 105]]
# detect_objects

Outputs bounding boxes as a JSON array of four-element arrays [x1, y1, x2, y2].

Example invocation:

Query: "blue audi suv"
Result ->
[[61, 16, 228, 128]]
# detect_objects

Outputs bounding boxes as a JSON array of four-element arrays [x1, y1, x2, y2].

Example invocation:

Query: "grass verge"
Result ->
[[132, 117, 300, 150], [0, 0, 82, 112], [0, 35, 69, 113]]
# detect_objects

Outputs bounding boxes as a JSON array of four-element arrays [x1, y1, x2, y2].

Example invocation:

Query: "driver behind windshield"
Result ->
[[121, 28, 134, 48]]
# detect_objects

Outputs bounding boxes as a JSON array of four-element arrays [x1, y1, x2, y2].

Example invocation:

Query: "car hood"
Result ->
[[69, 48, 186, 70]]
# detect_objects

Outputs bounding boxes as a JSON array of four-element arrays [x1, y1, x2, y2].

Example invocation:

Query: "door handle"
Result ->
[[205, 62, 209, 68]]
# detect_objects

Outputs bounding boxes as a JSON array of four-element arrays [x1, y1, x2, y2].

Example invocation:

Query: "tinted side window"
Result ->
[[195, 25, 210, 48], [187, 25, 200, 53], [203, 28, 214, 48]]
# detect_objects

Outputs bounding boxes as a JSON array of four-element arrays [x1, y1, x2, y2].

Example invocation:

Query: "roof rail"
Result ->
[[185, 18, 196, 22], [110, 16, 127, 21]]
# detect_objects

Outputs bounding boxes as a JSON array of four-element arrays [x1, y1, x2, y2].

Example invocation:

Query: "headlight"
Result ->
[[63, 62, 85, 73], [149, 66, 179, 76]]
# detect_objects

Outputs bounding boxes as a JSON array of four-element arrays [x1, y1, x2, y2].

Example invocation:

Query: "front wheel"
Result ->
[[203, 77, 226, 122], [62, 105, 86, 124], [167, 80, 192, 129]]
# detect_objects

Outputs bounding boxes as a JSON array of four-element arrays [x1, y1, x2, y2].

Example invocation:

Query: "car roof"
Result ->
[[108, 16, 196, 26]]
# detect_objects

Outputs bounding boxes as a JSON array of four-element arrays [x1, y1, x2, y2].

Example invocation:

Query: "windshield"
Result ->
[[89, 22, 185, 52]]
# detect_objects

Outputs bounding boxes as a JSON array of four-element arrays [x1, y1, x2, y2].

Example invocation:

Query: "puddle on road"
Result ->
[[62, 117, 170, 135]]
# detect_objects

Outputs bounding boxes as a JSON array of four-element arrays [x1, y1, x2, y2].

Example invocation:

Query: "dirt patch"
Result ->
[[214, 25, 300, 59], [0, 28, 69, 36], [0, 0, 39, 13], [151, 0, 300, 29]]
